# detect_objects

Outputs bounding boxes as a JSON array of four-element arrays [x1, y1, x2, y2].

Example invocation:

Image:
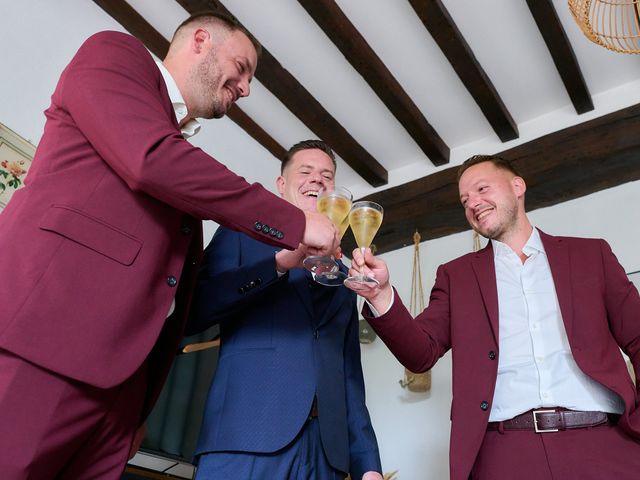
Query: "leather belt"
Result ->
[[308, 398, 319, 419], [487, 408, 618, 433]]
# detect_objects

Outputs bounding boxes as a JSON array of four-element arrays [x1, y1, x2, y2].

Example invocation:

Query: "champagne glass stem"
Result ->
[[359, 246, 366, 277]]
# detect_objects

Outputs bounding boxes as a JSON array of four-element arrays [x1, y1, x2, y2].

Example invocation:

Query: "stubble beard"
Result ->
[[193, 48, 226, 119], [475, 202, 519, 243]]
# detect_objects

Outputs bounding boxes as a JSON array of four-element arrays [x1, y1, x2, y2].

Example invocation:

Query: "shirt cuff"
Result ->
[[365, 287, 395, 317]]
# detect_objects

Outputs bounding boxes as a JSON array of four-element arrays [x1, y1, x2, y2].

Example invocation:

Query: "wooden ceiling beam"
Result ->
[[342, 103, 640, 254], [177, 0, 389, 186], [297, 0, 449, 166], [91, 0, 287, 162], [525, 0, 594, 114], [408, 0, 519, 142]]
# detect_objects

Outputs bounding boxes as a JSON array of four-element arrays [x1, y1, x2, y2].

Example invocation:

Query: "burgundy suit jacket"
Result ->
[[0, 31, 304, 412], [366, 230, 640, 480]]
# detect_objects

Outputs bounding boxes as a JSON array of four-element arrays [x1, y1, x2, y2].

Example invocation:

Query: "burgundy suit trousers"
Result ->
[[0, 348, 147, 479], [472, 423, 640, 479]]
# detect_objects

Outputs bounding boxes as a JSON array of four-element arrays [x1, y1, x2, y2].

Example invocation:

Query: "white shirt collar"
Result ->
[[491, 227, 545, 258], [156, 60, 201, 139]]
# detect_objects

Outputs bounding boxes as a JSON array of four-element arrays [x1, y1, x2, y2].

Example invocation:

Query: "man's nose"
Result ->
[[309, 172, 324, 184], [238, 79, 250, 98], [466, 193, 481, 210]]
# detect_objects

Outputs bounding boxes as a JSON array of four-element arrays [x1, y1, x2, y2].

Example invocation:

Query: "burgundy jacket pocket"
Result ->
[[39, 204, 142, 265]]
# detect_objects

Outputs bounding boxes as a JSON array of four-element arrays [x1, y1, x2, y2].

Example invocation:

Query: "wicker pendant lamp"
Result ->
[[568, 0, 640, 53], [399, 230, 431, 392]]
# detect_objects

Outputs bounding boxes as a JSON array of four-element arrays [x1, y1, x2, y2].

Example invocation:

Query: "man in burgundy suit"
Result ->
[[348, 155, 640, 480], [0, 12, 337, 479]]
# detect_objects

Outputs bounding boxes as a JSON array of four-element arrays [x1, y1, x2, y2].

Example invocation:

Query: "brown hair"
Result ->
[[172, 11, 262, 57], [457, 154, 521, 181], [281, 140, 336, 174]]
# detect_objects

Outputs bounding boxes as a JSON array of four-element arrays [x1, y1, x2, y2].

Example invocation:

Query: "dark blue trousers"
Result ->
[[194, 418, 346, 480]]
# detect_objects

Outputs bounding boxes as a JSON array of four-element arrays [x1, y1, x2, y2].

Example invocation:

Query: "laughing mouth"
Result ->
[[475, 208, 493, 222], [303, 191, 319, 197]]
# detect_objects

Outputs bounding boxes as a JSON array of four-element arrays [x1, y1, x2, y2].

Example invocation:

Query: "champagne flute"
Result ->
[[344, 201, 383, 287], [303, 186, 352, 286]]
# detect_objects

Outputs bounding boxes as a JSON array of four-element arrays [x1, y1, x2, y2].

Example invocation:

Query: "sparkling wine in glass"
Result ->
[[344, 201, 383, 287], [303, 186, 352, 286]]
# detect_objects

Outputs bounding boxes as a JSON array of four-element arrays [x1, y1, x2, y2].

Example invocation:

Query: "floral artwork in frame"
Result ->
[[0, 122, 36, 210]]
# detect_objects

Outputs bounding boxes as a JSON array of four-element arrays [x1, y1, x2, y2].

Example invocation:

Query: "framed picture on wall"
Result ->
[[0, 122, 36, 210]]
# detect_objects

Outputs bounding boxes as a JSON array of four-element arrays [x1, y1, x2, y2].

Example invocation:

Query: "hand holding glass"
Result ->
[[344, 201, 383, 287], [303, 186, 352, 286]]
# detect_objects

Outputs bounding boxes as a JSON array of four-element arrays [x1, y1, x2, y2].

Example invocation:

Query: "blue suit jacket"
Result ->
[[187, 227, 381, 477]]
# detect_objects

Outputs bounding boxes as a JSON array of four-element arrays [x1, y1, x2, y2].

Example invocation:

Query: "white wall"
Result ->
[[364, 179, 640, 479]]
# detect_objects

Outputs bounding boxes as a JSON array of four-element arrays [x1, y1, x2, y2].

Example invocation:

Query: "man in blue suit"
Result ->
[[187, 140, 383, 480]]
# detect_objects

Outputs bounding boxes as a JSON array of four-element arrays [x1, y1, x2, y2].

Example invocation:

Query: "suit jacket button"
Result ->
[[480, 401, 489, 411], [276, 232, 284, 239], [167, 276, 177, 287], [254, 222, 263, 231], [181, 224, 192, 235], [238, 286, 246, 294], [256, 277, 262, 285], [269, 227, 277, 236], [262, 224, 270, 234], [313, 330, 319, 339], [488, 351, 496, 360], [249, 281, 256, 288]]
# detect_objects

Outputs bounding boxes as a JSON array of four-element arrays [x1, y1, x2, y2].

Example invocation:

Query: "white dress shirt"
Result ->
[[489, 228, 623, 421], [156, 60, 201, 138], [156, 60, 202, 318]]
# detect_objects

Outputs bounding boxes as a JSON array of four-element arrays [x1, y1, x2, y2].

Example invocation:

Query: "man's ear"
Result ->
[[276, 175, 285, 197], [192, 28, 210, 54], [512, 176, 527, 198]]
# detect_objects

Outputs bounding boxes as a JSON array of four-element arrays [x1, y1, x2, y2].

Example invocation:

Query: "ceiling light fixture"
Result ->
[[568, 0, 640, 54]]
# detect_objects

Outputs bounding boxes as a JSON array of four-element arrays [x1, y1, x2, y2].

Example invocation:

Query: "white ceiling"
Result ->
[[3, 0, 640, 203]]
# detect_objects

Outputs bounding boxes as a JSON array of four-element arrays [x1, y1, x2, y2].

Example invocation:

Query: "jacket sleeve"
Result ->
[[600, 240, 640, 395], [365, 265, 452, 373], [186, 227, 287, 335], [58, 31, 304, 249], [344, 294, 383, 478]]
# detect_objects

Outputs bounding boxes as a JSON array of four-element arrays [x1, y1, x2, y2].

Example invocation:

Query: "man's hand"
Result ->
[[275, 244, 308, 273], [362, 471, 384, 480], [302, 210, 339, 256], [346, 248, 393, 314]]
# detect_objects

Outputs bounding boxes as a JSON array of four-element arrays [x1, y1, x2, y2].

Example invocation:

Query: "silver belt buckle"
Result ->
[[533, 409, 558, 433]]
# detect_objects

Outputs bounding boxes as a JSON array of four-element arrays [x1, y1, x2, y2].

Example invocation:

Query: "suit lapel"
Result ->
[[471, 243, 499, 345], [539, 230, 574, 337]]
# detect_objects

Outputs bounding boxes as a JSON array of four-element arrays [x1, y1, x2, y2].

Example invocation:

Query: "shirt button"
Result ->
[[167, 276, 177, 287], [480, 401, 489, 411], [488, 351, 496, 360]]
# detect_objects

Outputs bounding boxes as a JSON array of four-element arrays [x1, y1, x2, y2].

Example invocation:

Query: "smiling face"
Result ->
[[189, 29, 257, 119], [458, 161, 526, 242], [276, 148, 336, 211]]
